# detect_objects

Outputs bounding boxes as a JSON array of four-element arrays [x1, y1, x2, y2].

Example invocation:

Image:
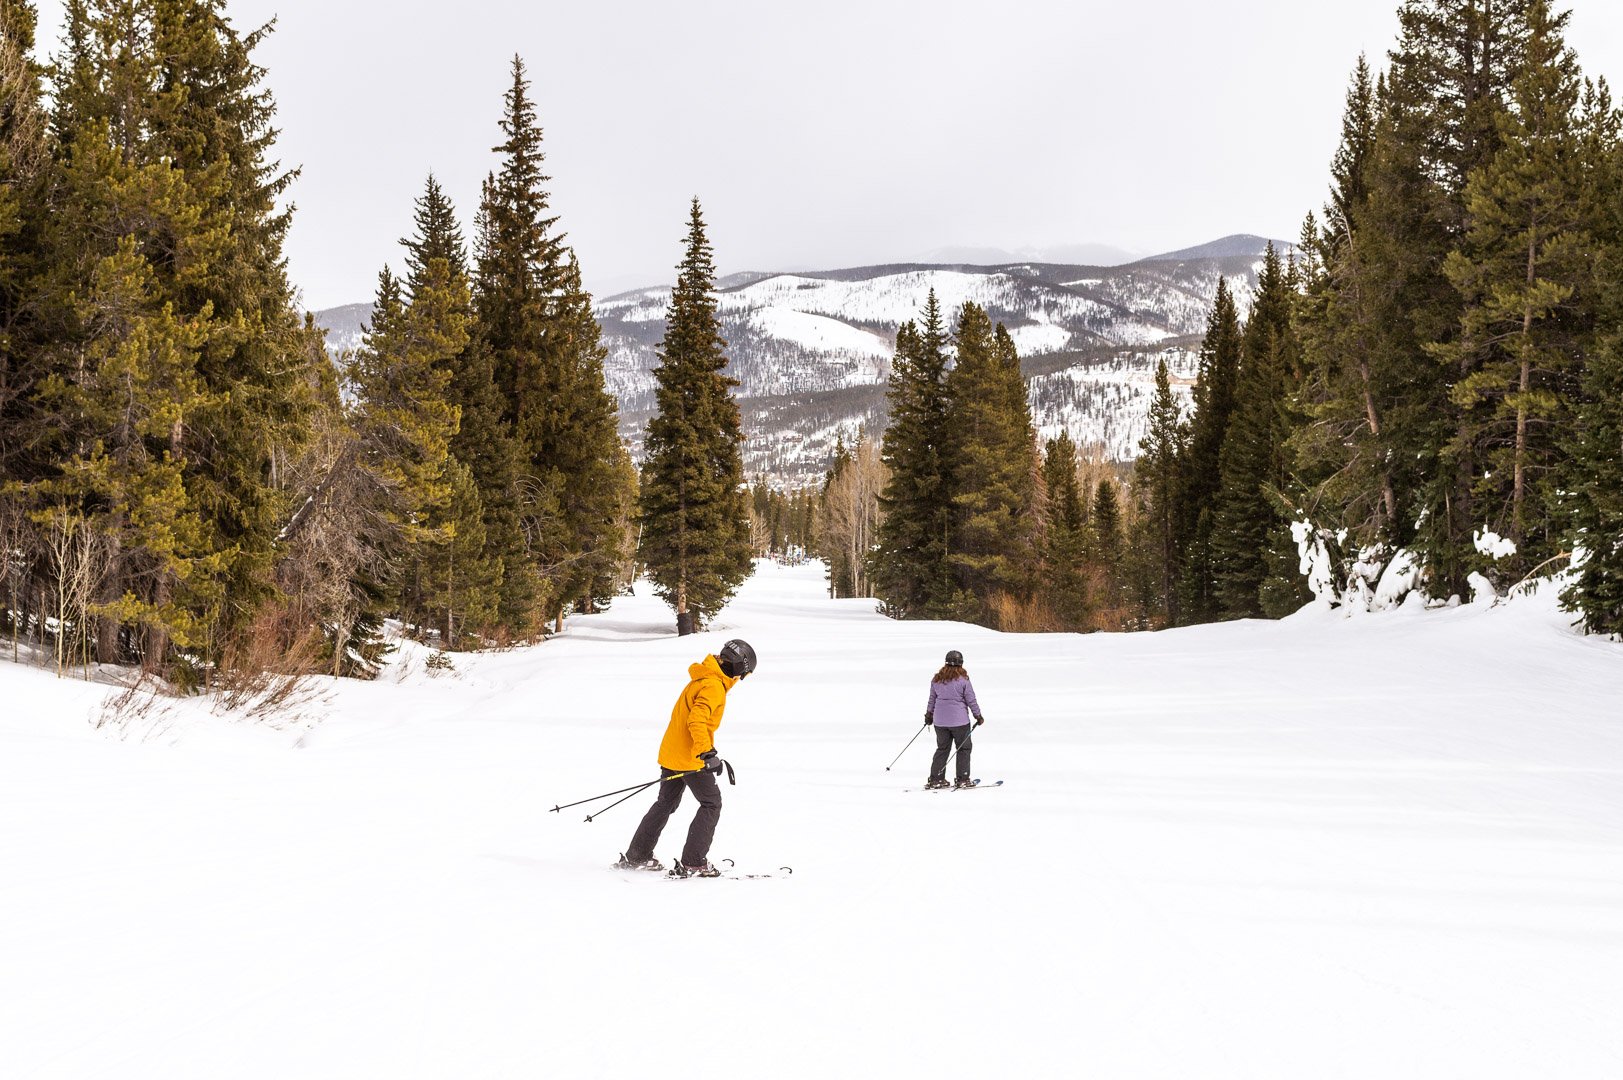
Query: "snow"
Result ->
[[746, 306, 891, 358], [4, 560, 1623, 1078], [1476, 528, 1519, 561], [1004, 321, 1073, 355]]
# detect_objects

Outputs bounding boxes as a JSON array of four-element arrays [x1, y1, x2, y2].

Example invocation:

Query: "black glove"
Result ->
[[974, 716, 984, 727], [924, 714, 934, 726], [698, 749, 723, 774]]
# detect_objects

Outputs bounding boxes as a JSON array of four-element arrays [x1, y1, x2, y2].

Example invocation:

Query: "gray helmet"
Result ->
[[718, 639, 757, 679], [945, 650, 963, 666]]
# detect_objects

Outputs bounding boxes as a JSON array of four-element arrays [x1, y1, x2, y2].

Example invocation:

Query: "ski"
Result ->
[[666, 859, 793, 880], [904, 779, 1004, 792]]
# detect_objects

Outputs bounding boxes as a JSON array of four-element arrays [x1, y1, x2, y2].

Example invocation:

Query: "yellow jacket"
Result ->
[[657, 655, 738, 771]]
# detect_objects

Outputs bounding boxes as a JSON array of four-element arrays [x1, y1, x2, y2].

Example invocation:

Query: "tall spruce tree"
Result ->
[[873, 292, 953, 618], [1210, 245, 1304, 618], [1431, 0, 1598, 582], [473, 55, 566, 634], [1559, 82, 1623, 635], [34, 0, 317, 673], [1041, 432, 1089, 629], [547, 252, 629, 621], [1178, 275, 1242, 621], [943, 304, 1039, 622], [638, 198, 750, 634], [399, 173, 527, 642], [1564, 299, 1623, 635], [472, 57, 627, 632], [1, 0, 49, 519], [1384, 0, 1535, 597], [1134, 358, 1187, 626], [1293, 57, 1412, 558]]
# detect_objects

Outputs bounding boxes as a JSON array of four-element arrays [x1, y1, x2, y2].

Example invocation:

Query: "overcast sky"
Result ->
[[31, 1, 1623, 310]]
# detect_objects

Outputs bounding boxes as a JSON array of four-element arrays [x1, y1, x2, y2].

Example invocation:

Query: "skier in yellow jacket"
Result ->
[[616, 639, 757, 877]]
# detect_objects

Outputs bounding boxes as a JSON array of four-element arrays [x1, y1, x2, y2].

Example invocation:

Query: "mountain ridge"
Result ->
[[310, 234, 1288, 486]]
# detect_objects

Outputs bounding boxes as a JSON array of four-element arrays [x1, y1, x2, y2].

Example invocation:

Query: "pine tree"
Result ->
[[1089, 476, 1125, 620], [1431, 0, 1599, 583], [547, 252, 630, 622], [1210, 245, 1303, 618], [1178, 275, 1242, 621], [472, 55, 567, 633], [349, 264, 462, 552], [471, 57, 628, 631], [1134, 358, 1187, 626], [1041, 432, 1089, 628], [873, 292, 953, 618], [1292, 57, 1412, 560], [31, 0, 317, 673], [1564, 314, 1623, 634], [942, 304, 1038, 622], [637, 198, 751, 634], [397, 173, 532, 639], [422, 457, 502, 647], [1, 0, 50, 499], [1559, 84, 1623, 635], [1384, 0, 1535, 598]]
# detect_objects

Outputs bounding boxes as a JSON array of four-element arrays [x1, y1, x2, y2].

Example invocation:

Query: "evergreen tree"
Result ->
[[637, 198, 751, 634], [1041, 432, 1089, 629], [1559, 84, 1623, 635], [1178, 275, 1242, 621], [1292, 57, 1411, 559], [1, 0, 49, 483], [1210, 245, 1303, 618], [1089, 476, 1124, 618], [873, 292, 953, 618], [422, 457, 503, 647], [472, 57, 628, 631], [1134, 358, 1187, 626], [473, 55, 567, 633], [406, 173, 534, 637], [547, 252, 629, 622], [1386, 0, 1535, 598], [1564, 318, 1623, 635], [1431, 0, 1599, 583], [33, 0, 317, 672], [943, 304, 1039, 622]]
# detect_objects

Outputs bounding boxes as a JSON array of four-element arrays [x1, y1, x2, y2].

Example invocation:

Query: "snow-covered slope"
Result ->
[[4, 561, 1621, 1078]]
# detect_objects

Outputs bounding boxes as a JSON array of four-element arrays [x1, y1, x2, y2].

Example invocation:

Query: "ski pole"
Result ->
[[953, 718, 984, 777], [581, 763, 730, 822], [885, 721, 929, 771], [550, 770, 699, 817]]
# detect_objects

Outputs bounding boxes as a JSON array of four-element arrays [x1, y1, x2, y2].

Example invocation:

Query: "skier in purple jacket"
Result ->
[[925, 649, 985, 789]]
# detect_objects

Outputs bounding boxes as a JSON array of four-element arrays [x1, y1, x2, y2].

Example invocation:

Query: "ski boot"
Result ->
[[613, 853, 664, 872], [924, 777, 951, 790], [669, 860, 722, 879], [953, 777, 977, 789]]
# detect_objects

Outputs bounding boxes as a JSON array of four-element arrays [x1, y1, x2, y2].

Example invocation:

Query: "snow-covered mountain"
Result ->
[[600, 235, 1286, 485], [310, 235, 1290, 487], [310, 302, 371, 357]]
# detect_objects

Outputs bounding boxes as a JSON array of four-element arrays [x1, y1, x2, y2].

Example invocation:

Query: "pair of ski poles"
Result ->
[[551, 759, 736, 822], [884, 718, 978, 771]]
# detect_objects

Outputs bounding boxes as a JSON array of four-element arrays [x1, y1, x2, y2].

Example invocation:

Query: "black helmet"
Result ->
[[718, 639, 757, 679], [945, 650, 963, 666]]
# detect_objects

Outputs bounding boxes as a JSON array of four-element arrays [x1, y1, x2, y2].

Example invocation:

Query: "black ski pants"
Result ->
[[929, 724, 973, 783], [625, 767, 722, 867]]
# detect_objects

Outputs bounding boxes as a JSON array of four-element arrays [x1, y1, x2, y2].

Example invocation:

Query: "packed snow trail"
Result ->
[[3, 560, 1622, 1078]]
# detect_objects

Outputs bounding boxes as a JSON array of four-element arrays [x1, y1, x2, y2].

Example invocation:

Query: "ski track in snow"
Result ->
[[3, 561, 1623, 1078]]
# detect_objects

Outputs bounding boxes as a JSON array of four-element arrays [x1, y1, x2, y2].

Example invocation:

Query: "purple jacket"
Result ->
[[926, 676, 981, 729]]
